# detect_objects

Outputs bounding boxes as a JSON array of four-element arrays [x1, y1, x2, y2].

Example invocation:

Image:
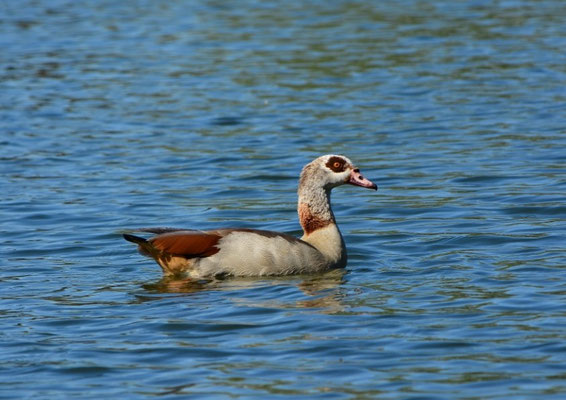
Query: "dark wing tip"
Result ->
[[123, 233, 147, 244]]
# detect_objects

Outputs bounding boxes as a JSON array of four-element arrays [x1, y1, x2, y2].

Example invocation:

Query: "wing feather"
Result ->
[[150, 231, 222, 258]]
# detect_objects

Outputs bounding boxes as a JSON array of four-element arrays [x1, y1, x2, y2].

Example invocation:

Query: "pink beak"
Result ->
[[348, 168, 377, 190]]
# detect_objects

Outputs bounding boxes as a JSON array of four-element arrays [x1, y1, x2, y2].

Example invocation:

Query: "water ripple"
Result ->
[[1, 0, 565, 399]]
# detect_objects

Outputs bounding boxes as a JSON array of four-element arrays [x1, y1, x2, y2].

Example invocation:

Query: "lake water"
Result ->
[[1, 0, 565, 398]]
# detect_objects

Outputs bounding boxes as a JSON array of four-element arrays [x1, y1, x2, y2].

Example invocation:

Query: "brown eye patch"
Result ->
[[326, 156, 347, 173]]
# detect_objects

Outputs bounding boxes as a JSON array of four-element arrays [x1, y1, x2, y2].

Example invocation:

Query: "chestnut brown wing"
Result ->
[[150, 231, 222, 258]]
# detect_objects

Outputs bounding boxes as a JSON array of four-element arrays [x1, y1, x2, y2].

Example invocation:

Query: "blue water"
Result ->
[[1, 0, 565, 398]]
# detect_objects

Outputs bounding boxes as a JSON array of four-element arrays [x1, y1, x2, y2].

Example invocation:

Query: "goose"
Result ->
[[123, 155, 377, 278]]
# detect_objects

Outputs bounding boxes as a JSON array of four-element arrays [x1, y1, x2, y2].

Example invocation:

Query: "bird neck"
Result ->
[[297, 186, 346, 267], [298, 186, 335, 235]]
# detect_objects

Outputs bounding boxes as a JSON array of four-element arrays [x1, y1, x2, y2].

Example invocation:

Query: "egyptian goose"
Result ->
[[123, 155, 377, 278]]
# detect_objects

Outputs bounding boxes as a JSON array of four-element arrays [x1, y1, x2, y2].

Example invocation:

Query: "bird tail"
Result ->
[[123, 233, 180, 276], [123, 233, 157, 259], [123, 233, 147, 245]]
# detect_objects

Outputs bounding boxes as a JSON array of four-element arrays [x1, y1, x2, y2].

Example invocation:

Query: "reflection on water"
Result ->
[[142, 278, 215, 294], [141, 270, 348, 313]]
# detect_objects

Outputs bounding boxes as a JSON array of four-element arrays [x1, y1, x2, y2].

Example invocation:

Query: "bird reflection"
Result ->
[[139, 269, 347, 313]]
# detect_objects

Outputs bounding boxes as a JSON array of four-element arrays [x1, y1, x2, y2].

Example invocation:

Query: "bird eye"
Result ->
[[326, 156, 347, 172]]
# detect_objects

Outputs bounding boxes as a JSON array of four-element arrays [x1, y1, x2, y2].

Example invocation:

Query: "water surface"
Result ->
[[1, 0, 565, 398]]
